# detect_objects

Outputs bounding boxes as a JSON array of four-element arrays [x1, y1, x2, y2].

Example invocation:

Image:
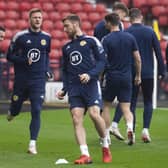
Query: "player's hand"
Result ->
[[79, 73, 90, 84], [28, 57, 32, 65], [46, 72, 54, 81], [56, 90, 65, 100]]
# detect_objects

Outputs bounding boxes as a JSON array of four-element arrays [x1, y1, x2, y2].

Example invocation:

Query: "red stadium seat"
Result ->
[[123, 21, 131, 29], [82, 21, 92, 30], [95, 3, 106, 13], [158, 15, 168, 27], [31, 3, 41, 9], [0, 1, 6, 10], [50, 49, 61, 59], [51, 30, 64, 39], [19, 2, 31, 11], [43, 12, 49, 20], [51, 39, 62, 49], [21, 11, 29, 20], [160, 0, 168, 6], [48, 12, 61, 21], [17, 20, 29, 30], [0, 39, 11, 52], [6, 11, 20, 20], [42, 20, 54, 31], [121, 0, 130, 6], [77, 12, 88, 21], [42, 2, 54, 12], [160, 40, 168, 51], [54, 21, 64, 29], [83, 3, 95, 12], [147, 0, 159, 7], [4, 20, 16, 29], [152, 6, 166, 17], [88, 12, 101, 24], [71, 3, 83, 13], [0, 11, 5, 20], [53, 69, 61, 81], [6, 1, 19, 10], [5, 29, 13, 39], [133, 0, 147, 8], [56, 3, 70, 12]]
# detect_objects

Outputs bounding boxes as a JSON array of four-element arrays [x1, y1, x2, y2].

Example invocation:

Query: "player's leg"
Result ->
[[69, 96, 92, 164], [87, 81, 112, 163], [28, 96, 43, 154], [7, 84, 27, 121], [88, 105, 112, 163], [141, 79, 153, 143], [110, 104, 124, 140]]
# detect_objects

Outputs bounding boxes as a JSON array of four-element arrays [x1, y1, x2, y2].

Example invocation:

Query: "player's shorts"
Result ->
[[102, 78, 132, 102], [68, 80, 102, 110], [10, 80, 45, 116]]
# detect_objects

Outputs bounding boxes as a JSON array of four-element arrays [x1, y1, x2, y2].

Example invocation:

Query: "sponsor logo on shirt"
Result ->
[[13, 95, 19, 101], [80, 40, 87, 46], [70, 51, 82, 65], [27, 48, 40, 63], [41, 39, 46, 46]]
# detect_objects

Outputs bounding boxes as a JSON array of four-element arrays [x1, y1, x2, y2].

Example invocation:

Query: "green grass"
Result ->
[[0, 108, 168, 168]]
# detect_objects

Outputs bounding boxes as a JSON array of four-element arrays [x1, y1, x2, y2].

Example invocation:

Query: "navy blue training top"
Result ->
[[102, 31, 138, 80], [7, 28, 51, 81], [94, 20, 123, 41], [62, 35, 106, 92], [126, 23, 165, 78]]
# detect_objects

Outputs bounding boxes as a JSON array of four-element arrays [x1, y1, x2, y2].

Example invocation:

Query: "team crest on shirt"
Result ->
[[13, 95, 19, 101], [41, 39, 46, 46], [80, 40, 87, 46]]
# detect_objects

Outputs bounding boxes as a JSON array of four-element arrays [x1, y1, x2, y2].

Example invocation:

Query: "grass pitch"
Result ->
[[0, 108, 168, 168]]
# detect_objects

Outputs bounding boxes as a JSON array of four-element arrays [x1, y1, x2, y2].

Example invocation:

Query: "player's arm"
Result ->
[[152, 31, 166, 79], [133, 50, 141, 85], [166, 43, 168, 72], [45, 37, 54, 81], [87, 37, 106, 80], [6, 37, 28, 64]]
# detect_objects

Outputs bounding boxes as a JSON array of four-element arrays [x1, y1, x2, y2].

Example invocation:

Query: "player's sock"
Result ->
[[111, 121, 118, 129], [80, 145, 90, 157], [126, 122, 133, 132]]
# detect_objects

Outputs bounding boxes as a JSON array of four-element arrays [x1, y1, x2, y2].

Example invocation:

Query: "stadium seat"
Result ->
[[42, 2, 54, 11], [4, 20, 16, 29], [158, 16, 168, 27], [48, 12, 61, 21], [0, 39, 11, 52], [133, 0, 147, 8], [95, 3, 106, 13], [54, 20, 64, 29], [83, 3, 95, 12], [88, 12, 101, 24], [82, 21, 92, 30], [42, 20, 54, 31], [147, 0, 159, 7], [17, 20, 29, 30], [51, 30, 65, 39], [50, 49, 61, 59], [160, 0, 168, 6], [6, 1, 19, 10], [160, 40, 168, 51], [31, 2, 42, 8], [123, 21, 131, 29], [121, 0, 130, 6], [6, 11, 20, 20], [77, 12, 88, 21], [0, 11, 5, 20], [19, 2, 31, 11], [71, 3, 83, 13], [0, 1, 6, 10], [51, 39, 62, 49], [56, 3, 70, 12], [21, 11, 29, 20], [5, 29, 13, 39], [43, 12, 49, 20], [151, 6, 166, 17], [52, 69, 61, 81]]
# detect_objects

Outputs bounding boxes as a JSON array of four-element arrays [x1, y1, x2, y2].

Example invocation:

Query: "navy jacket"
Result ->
[[62, 35, 106, 92], [7, 28, 51, 82], [126, 23, 165, 79]]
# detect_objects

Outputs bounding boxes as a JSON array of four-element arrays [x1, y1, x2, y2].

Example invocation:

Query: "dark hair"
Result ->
[[113, 2, 129, 16], [0, 26, 5, 32], [62, 14, 81, 27], [129, 8, 142, 21], [29, 8, 42, 18], [105, 13, 120, 26]]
